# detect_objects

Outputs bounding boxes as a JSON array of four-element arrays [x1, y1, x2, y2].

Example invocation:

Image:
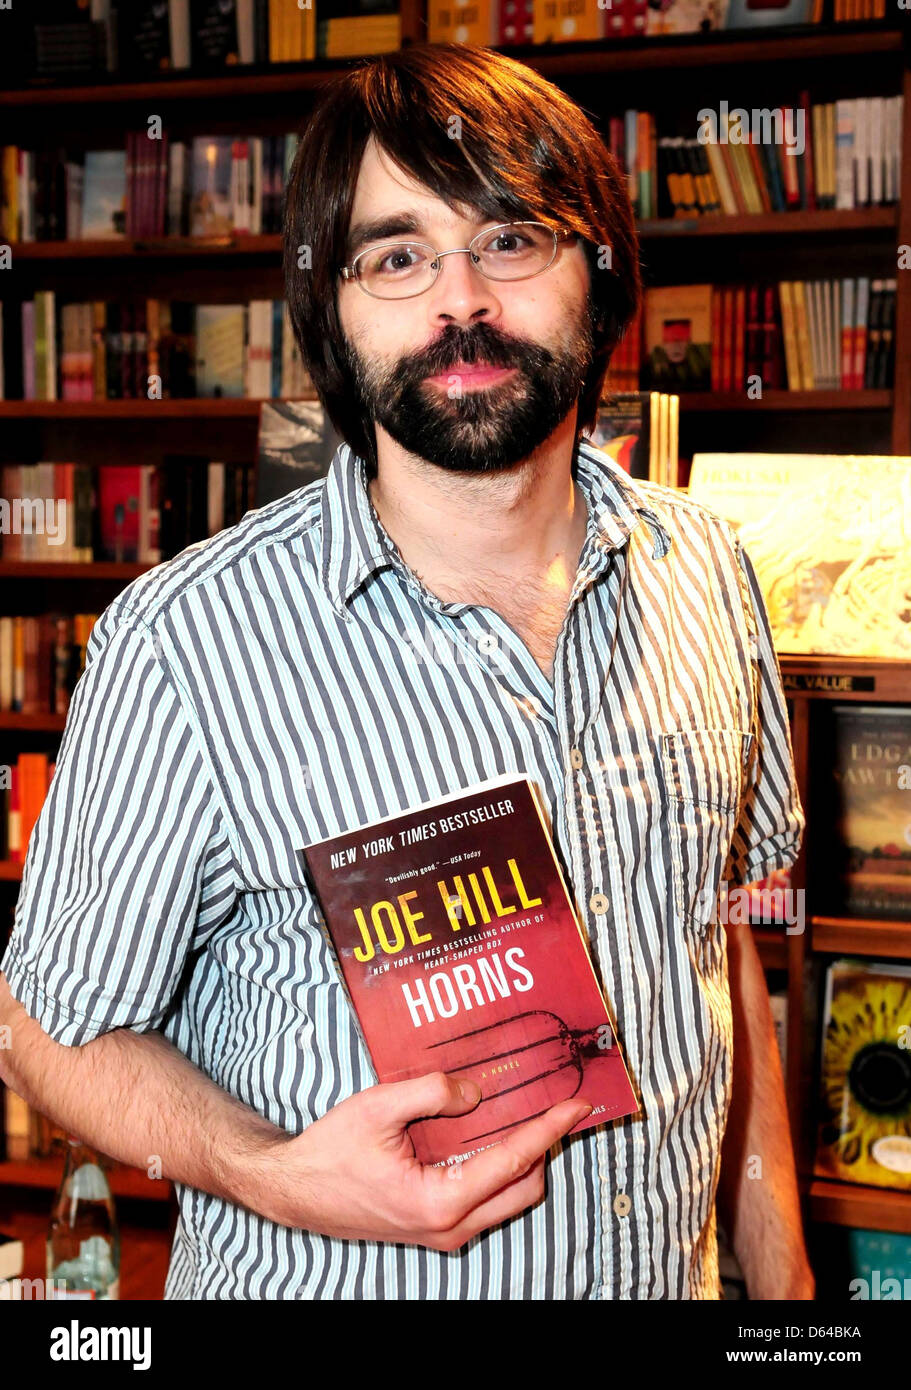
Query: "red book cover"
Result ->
[[98, 466, 141, 562], [733, 285, 746, 390], [745, 283, 761, 381], [762, 284, 782, 389], [17, 752, 48, 860], [626, 0, 647, 36], [710, 285, 722, 392], [302, 775, 639, 1166], [780, 109, 801, 208], [720, 286, 733, 392], [745, 138, 772, 214]]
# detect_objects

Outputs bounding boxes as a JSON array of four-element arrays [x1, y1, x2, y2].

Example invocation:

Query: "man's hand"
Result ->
[[250, 1071, 592, 1251]]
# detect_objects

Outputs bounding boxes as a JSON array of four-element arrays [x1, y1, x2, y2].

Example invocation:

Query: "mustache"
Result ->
[[399, 323, 543, 380]]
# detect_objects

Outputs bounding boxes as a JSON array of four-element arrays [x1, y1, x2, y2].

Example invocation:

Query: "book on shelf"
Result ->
[[0, 616, 94, 719], [829, 705, 911, 922], [609, 303, 643, 393], [255, 399, 342, 506], [317, 0, 401, 57], [0, 753, 58, 861], [687, 452, 911, 659], [0, 297, 313, 402], [301, 773, 639, 1165], [815, 958, 911, 1192], [584, 391, 680, 488], [643, 285, 713, 392], [429, 0, 500, 43], [847, 1229, 911, 1298]]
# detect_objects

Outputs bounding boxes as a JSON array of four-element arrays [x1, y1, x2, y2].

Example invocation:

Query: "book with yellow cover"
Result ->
[[533, 0, 605, 43], [429, 0, 498, 43], [816, 960, 911, 1191]]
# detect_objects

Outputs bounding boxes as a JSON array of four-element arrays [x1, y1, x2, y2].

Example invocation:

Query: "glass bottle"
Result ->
[[46, 1137, 120, 1300]]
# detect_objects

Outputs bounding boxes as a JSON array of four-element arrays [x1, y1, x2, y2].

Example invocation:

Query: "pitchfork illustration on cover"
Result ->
[[424, 1009, 617, 1143]]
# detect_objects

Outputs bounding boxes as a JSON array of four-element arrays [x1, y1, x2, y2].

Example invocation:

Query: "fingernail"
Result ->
[[574, 1100, 594, 1119], [458, 1079, 481, 1104]]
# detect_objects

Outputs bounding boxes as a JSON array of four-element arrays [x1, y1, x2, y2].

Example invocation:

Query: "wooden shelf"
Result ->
[[812, 916, 911, 959], [9, 234, 283, 260], [779, 655, 911, 703], [638, 208, 899, 238], [0, 28, 902, 107], [0, 1156, 172, 1203], [0, 561, 148, 579], [809, 1178, 911, 1234], [0, 391, 891, 419], [753, 927, 789, 970], [678, 389, 892, 412], [0, 712, 66, 731], [0, 399, 274, 419], [7, 207, 898, 262]]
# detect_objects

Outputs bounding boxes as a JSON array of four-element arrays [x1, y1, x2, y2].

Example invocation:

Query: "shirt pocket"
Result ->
[[661, 728, 754, 931]]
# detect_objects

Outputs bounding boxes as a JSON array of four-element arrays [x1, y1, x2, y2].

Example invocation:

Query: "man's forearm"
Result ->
[[0, 972, 285, 1210], [716, 920, 814, 1300]]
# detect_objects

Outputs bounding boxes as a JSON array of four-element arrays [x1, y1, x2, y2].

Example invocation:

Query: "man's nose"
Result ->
[[425, 250, 502, 326]]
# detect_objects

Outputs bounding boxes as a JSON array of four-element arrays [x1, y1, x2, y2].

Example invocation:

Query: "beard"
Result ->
[[341, 299, 597, 474]]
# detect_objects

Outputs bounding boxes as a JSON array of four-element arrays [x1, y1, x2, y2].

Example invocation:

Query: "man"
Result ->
[[0, 43, 812, 1300]]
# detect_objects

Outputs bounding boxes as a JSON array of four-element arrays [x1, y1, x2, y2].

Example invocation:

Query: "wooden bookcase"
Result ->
[[1, 18, 910, 1266]]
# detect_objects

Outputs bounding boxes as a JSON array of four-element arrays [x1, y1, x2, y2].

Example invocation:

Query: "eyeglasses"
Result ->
[[339, 221, 577, 300]]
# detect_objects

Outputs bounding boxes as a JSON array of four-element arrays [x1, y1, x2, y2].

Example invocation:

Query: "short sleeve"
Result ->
[[0, 606, 237, 1046], [724, 538, 806, 886]]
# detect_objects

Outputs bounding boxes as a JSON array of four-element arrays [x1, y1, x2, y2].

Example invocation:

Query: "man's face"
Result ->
[[337, 138, 596, 474]]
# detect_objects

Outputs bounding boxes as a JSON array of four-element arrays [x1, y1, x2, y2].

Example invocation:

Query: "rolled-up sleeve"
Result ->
[[0, 605, 237, 1046], [725, 536, 806, 886]]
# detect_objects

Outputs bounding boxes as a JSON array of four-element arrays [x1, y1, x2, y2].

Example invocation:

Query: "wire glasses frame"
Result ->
[[339, 221, 577, 300]]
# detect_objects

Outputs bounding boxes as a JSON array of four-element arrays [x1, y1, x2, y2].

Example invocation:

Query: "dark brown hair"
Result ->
[[283, 42, 641, 474]]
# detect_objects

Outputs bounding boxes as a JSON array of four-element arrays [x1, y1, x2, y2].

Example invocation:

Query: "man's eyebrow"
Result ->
[[346, 212, 426, 260], [345, 207, 501, 260]]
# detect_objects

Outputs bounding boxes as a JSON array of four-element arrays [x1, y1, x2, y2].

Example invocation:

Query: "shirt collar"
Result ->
[[319, 436, 673, 619]]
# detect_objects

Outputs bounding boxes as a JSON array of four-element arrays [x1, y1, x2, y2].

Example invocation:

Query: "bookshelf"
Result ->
[[1, 19, 910, 1263], [778, 655, 911, 1242]]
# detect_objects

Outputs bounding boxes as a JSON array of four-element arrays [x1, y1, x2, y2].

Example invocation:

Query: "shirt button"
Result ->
[[569, 747, 584, 770], [613, 1193, 631, 1218], [589, 892, 610, 914]]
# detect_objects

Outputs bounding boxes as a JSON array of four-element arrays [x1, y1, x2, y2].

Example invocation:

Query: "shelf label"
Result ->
[[782, 673, 876, 693]]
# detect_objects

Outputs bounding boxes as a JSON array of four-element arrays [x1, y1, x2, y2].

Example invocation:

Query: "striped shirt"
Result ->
[[1, 436, 803, 1300]]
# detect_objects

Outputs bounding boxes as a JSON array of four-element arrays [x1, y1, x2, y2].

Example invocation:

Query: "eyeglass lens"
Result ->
[[354, 223, 558, 298]]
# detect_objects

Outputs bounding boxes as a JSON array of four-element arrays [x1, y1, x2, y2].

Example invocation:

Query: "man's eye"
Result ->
[[373, 245, 425, 275]]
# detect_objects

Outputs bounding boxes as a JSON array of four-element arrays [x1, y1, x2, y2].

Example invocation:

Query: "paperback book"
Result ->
[[301, 775, 639, 1165], [830, 705, 911, 921], [816, 959, 911, 1191]]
